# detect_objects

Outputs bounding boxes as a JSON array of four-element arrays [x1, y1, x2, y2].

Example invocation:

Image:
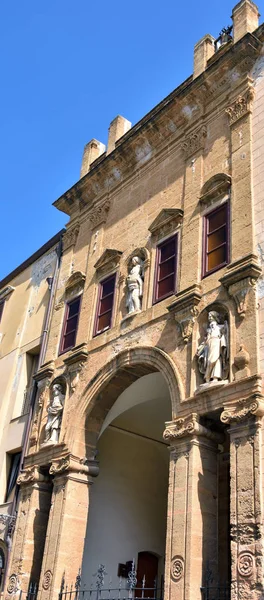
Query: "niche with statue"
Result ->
[[43, 377, 66, 445], [196, 305, 229, 390]]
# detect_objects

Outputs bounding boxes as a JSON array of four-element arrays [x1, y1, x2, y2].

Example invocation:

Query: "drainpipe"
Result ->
[[2, 232, 64, 593]]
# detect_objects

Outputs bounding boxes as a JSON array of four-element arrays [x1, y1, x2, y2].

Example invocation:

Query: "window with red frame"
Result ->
[[203, 203, 229, 277], [153, 235, 178, 303], [94, 274, 116, 336], [59, 296, 81, 354], [0, 301, 4, 324]]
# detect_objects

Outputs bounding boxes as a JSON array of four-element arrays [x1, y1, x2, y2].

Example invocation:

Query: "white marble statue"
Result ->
[[44, 383, 65, 444], [196, 311, 228, 383], [126, 256, 144, 314]]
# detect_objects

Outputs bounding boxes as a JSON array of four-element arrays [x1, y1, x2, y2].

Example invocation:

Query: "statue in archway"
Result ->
[[126, 256, 144, 314], [44, 382, 65, 444], [196, 310, 229, 383]]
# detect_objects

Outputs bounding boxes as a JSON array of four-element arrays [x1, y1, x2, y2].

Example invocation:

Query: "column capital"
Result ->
[[221, 394, 264, 426], [163, 413, 222, 444], [49, 453, 99, 482]]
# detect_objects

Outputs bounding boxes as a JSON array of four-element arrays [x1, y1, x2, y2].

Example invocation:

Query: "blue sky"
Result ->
[[1, 0, 263, 280]]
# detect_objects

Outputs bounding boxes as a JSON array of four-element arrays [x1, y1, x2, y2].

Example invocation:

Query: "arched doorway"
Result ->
[[80, 363, 174, 595]]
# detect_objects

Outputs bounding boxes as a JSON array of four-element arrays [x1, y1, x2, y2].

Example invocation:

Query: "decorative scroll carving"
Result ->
[[237, 552, 254, 577], [171, 556, 184, 582], [49, 454, 99, 478], [221, 395, 264, 425], [17, 466, 39, 485], [148, 209, 183, 240], [167, 284, 201, 343], [89, 200, 110, 227], [94, 248, 122, 276], [63, 225, 80, 252], [7, 574, 19, 595], [42, 570, 53, 590], [226, 86, 255, 126], [234, 344, 250, 381], [220, 254, 261, 318], [181, 125, 207, 158], [64, 343, 88, 392], [228, 278, 255, 318], [163, 414, 222, 443]]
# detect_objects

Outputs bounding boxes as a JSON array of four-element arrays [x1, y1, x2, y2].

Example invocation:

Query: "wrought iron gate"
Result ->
[[59, 563, 163, 600]]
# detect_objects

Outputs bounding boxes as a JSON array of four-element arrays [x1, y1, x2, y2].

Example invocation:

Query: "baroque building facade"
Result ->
[[4, 1, 264, 599]]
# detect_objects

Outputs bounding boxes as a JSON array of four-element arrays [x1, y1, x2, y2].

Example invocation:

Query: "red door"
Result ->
[[135, 552, 158, 598]]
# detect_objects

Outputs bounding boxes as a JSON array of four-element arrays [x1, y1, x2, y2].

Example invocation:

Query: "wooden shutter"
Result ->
[[203, 203, 229, 277], [94, 274, 116, 336], [59, 296, 81, 354]]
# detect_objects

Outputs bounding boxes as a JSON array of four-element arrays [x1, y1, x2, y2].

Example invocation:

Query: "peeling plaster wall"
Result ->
[[252, 53, 264, 382], [0, 248, 57, 509]]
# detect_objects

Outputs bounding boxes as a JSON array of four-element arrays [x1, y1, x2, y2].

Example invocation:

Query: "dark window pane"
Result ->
[[64, 315, 78, 335], [160, 239, 176, 262], [159, 257, 175, 280], [208, 207, 226, 233], [100, 295, 114, 314], [207, 246, 226, 271], [68, 297, 80, 318], [102, 277, 115, 297], [97, 312, 111, 332], [207, 227, 226, 252], [63, 330, 76, 350], [0, 302, 4, 323], [157, 275, 175, 299]]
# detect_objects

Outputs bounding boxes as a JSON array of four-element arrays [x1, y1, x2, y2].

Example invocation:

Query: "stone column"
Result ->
[[163, 413, 221, 600], [37, 455, 98, 600], [221, 395, 264, 600], [4, 467, 51, 598]]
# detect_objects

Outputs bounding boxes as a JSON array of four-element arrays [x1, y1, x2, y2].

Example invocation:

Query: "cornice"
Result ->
[[34, 361, 55, 383], [220, 254, 262, 287], [163, 414, 223, 443], [53, 33, 262, 219], [221, 394, 264, 425]]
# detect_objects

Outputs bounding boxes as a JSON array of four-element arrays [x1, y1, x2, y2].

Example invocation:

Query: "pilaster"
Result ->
[[37, 455, 99, 600], [163, 414, 222, 600], [221, 396, 264, 599]]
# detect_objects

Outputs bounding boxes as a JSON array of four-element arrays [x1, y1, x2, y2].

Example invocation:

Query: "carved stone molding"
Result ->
[[226, 85, 255, 126], [34, 361, 55, 384], [220, 254, 261, 318], [49, 454, 99, 478], [237, 552, 254, 578], [230, 523, 262, 545], [17, 466, 44, 486], [199, 173, 231, 206], [7, 573, 19, 595], [0, 285, 15, 302], [65, 271, 86, 293], [170, 556, 184, 582], [167, 284, 201, 343], [63, 225, 80, 252], [94, 248, 123, 277], [181, 125, 207, 159], [221, 395, 264, 425], [163, 414, 222, 443], [63, 343, 88, 392], [148, 209, 183, 240], [89, 200, 110, 228]]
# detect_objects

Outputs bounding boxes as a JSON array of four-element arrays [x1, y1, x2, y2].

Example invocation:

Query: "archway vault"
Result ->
[[67, 346, 183, 457]]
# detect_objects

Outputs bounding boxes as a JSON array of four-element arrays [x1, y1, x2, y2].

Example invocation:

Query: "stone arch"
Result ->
[[67, 346, 183, 457]]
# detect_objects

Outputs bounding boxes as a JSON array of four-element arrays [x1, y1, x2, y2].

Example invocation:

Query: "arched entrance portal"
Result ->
[[81, 364, 173, 595]]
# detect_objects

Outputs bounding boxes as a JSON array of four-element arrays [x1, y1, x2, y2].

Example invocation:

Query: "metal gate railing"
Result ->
[[59, 564, 163, 600]]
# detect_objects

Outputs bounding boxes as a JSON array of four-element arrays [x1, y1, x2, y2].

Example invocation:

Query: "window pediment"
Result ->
[[65, 271, 86, 292], [200, 173, 231, 205], [94, 249, 122, 275], [148, 209, 183, 239]]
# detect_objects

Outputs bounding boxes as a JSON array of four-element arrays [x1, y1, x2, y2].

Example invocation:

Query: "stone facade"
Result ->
[[3, 2, 264, 600]]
